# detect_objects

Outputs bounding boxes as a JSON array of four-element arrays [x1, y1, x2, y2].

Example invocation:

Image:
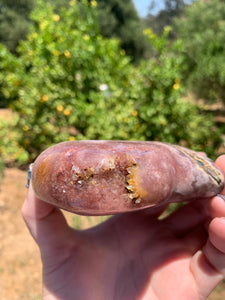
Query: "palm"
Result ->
[[41, 202, 211, 300]]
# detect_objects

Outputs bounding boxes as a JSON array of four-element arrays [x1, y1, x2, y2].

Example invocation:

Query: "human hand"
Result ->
[[22, 155, 225, 300]]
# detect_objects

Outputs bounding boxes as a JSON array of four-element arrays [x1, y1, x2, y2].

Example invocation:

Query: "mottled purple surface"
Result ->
[[32, 141, 224, 215]]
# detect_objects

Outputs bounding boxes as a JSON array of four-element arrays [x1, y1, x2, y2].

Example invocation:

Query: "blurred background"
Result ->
[[0, 0, 225, 298]]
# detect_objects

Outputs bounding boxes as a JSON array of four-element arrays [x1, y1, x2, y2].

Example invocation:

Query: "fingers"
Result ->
[[189, 153, 225, 298], [163, 154, 225, 238], [190, 250, 223, 299], [211, 217, 225, 253], [22, 185, 76, 255], [189, 216, 225, 298], [182, 196, 225, 254], [208, 195, 225, 219], [204, 217, 225, 271]]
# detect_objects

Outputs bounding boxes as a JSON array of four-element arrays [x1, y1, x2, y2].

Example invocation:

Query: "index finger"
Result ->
[[22, 185, 76, 253]]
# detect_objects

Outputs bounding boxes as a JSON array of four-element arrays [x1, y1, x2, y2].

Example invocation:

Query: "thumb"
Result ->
[[22, 184, 77, 255]]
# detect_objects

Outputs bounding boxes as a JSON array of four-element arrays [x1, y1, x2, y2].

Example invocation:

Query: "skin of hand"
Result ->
[[22, 155, 225, 300]]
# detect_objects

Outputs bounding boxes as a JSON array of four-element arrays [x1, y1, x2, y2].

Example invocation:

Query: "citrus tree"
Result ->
[[135, 27, 221, 155], [0, 0, 222, 166], [9, 0, 140, 161]]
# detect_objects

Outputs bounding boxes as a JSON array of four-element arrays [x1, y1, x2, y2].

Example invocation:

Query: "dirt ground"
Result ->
[[0, 168, 225, 300], [0, 168, 76, 300]]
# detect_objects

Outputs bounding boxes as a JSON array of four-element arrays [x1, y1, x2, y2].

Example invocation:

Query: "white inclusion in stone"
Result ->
[[135, 198, 141, 204]]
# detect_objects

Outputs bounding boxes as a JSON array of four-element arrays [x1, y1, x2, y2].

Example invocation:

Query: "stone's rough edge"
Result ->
[[172, 144, 224, 185], [31, 141, 225, 216]]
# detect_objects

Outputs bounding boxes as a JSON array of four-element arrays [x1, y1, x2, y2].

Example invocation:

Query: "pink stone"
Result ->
[[32, 141, 224, 215]]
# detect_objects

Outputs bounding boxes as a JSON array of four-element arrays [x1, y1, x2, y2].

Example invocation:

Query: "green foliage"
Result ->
[[0, 0, 222, 166], [0, 44, 23, 107], [0, 0, 35, 53], [0, 0, 149, 63], [174, 0, 225, 102], [0, 0, 71, 54], [96, 0, 150, 62], [136, 28, 221, 156], [0, 115, 29, 165], [7, 0, 140, 162]]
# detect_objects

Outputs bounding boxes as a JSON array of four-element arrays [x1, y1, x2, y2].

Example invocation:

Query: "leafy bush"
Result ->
[[7, 0, 141, 162], [0, 0, 222, 166], [135, 27, 222, 156], [0, 115, 29, 165], [0, 44, 23, 107], [174, 0, 225, 102]]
